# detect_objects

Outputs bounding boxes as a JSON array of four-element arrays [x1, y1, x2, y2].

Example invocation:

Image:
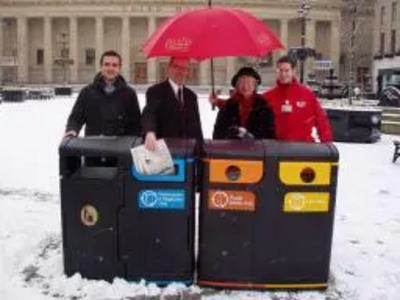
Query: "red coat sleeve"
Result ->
[[313, 98, 333, 143]]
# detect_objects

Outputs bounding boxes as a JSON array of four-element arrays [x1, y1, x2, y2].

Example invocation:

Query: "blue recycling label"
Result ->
[[138, 190, 185, 210]]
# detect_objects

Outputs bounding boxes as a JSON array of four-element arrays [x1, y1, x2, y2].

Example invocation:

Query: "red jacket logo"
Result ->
[[296, 100, 307, 108]]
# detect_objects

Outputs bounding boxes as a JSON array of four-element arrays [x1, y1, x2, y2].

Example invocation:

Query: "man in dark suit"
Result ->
[[142, 57, 203, 151]]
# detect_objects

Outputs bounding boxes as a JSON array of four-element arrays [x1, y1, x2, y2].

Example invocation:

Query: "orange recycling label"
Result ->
[[208, 190, 256, 212]]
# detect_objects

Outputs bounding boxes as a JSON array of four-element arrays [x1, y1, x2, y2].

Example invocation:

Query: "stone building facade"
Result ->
[[0, 0, 345, 87], [372, 0, 400, 93]]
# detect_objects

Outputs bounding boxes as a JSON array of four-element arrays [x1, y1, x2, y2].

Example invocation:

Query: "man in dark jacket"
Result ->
[[142, 57, 203, 151], [64, 50, 141, 137], [213, 67, 275, 140]]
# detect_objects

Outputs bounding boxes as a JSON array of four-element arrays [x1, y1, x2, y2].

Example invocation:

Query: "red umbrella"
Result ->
[[143, 6, 283, 60]]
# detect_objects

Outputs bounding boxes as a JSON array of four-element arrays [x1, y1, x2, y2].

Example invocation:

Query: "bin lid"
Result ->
[[165, 138, 197, 158], [203, 140, 265, 159], [263, 140, 339, 162], [59, 136, 136, 159], [324, 105, 382, 113]]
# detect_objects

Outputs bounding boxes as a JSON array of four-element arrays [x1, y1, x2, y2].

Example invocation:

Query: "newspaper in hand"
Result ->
[[131, 139, 175, 175]]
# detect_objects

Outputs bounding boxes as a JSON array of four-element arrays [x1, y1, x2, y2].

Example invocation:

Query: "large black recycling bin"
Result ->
[[59, 136, 135, 281], [55, 86, 73, 96], [59, 137, 197, 284], [325, 106, 381, 143], [120, 138, 197, 285], [198, 140, 339, 290], [2, 88, 26, 102]]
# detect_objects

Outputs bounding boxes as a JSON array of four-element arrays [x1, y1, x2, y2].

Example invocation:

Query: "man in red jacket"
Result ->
[[263, 55, 332, 143]]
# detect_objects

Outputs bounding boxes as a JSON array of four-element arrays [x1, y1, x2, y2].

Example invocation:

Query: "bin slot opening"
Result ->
[[170, 164, 179, 175], [62, 154, 120, 178], [133, 162, 178, 176], [300, 167, 316, 183], [349, 114, 374, 127], [225, 165, 241, 182], [72, 167, 118, 180], [130, 158, 186, 182]]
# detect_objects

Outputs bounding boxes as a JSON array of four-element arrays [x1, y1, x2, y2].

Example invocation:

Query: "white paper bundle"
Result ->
[[131, 139, 175, 175]]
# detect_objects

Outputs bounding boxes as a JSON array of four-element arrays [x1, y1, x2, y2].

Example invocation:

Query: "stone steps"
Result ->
[[382, 107, 400, 114], [382, 113, 400, 122], [381, 107, 400, 135], [382, 122, 400, 135]]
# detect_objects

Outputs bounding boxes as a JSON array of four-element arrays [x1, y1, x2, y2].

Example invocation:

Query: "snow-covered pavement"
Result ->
[[0, 94, 399, 299]]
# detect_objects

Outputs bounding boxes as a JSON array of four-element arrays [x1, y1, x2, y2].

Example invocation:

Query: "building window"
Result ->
[[381, 6, 386, 29], [187, 62, 199, 85], [391, 29, 396, 54], [61, 48, 69, 58], [134, 62, 148, 84], [357, 67, 370, 86], [380, 32, 385, 55], [158, 62, 169, 81], [85, 48, 95, 65], [36, 49, 44, 65]]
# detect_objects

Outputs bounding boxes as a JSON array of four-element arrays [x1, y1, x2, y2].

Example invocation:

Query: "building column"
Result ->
[[0, 22, 3, 84], [69, 16, 78, 83], [397, 2, 400, 54], [306, 19, 316, 50], [95, 16, 104, 72], [147, 16, 157, 84], [200, 61, 209, 86], [330, 20, 340, 74], [226, 57, 236, 86], [305, 19, 316, 77], [17, 16, 28, 84], [121, 16, 131, 82], [280, 18, 289, 55], [43, 16, 52, 84]]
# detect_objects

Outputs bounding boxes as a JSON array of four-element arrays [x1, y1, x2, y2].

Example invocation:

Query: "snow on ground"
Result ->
[[0, 93, 399, 299]]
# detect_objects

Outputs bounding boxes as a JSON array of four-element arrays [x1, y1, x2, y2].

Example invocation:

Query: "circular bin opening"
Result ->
[[300, 167, 316, 183], [225, 165, 241, 181]]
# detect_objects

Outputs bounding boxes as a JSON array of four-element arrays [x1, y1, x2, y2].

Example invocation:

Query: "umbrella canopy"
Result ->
[[143, 6, 284, 60]]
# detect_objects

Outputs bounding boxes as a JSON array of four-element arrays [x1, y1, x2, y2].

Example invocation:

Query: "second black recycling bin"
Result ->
[[198, 139, 339, 290], [59, 136, 197, 285], [120, 138, 197, 285]]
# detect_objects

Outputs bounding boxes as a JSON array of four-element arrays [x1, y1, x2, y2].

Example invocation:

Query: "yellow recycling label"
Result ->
[[284, 192, 330, 213]]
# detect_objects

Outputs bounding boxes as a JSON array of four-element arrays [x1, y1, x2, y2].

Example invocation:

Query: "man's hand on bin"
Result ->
[[237, 127, 254, 139], [64, 130, 77, 137], [228, 126, 255, 139], [144, 132, 157, 152]]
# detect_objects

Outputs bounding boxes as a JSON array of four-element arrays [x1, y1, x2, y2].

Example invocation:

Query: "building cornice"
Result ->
[[0, 0, 342, 10], [0, 0, 343, 23]]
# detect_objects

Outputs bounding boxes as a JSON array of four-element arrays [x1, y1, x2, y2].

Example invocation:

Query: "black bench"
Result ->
[[394, 141, 400, 163]]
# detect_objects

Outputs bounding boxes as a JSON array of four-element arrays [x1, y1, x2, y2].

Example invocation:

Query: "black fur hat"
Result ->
[[231, 67, 261, 87]]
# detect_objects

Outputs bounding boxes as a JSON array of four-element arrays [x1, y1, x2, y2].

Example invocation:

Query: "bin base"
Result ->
[[198, 279, 328, 290], [127, 278, 193, 287]]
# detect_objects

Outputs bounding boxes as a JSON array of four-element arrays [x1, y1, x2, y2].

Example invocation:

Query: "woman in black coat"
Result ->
[[213, 67, 275, 140]]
